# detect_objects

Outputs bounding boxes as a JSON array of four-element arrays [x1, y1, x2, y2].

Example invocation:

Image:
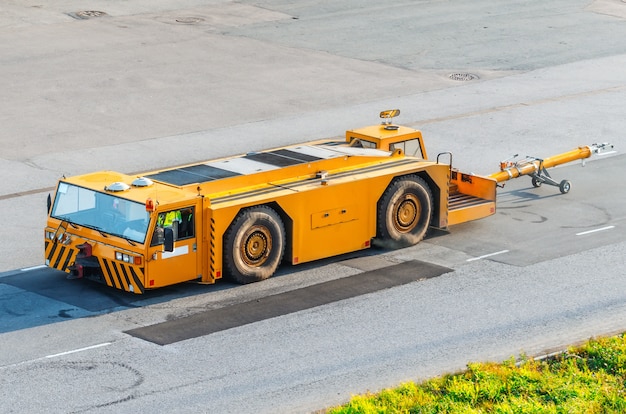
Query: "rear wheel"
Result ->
[[559, 179, 571, 194], [375, 175, 433, 249], [224, 206, 285, 284]]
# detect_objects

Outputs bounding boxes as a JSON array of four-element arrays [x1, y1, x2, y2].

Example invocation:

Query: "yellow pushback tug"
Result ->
[[44, 110, 612, 293]]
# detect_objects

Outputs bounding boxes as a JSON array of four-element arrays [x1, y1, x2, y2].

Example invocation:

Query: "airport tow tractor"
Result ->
[[44, 109, 614, 293]]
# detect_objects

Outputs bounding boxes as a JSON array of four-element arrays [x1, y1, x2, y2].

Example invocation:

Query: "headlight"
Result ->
[[114, 251, 141, 265]]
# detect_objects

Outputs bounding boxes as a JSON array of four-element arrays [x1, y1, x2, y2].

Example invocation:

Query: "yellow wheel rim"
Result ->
[[393, 194, 420, 233], [241, 225, 272, 267]]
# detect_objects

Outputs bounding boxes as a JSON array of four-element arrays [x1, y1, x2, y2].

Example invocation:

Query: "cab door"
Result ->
[[146, 204, 199, 288]]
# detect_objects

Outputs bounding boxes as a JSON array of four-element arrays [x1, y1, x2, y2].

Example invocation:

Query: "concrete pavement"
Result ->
[[1, 2, 626, 412]]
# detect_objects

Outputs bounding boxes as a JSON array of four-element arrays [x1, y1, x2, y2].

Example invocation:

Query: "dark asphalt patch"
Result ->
[[126, 260, 452, 345]]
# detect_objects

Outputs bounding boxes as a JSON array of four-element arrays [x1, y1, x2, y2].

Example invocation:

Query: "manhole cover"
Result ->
[[175, 17, 205, 24], [448, 73, 479, 81], [74, 10, 108, 19]]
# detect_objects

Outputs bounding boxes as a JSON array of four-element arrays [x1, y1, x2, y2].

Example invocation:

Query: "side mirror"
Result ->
[[47, 194, 52, 214], [164, 228, 174, 252]]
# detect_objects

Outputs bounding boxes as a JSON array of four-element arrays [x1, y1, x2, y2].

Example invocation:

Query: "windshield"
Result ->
[[51, 182, 150, 244]]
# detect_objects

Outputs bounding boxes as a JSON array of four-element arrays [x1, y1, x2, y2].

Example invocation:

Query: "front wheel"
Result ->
[[531, 177, 542, 188], [375, 175, 433, 249], [224, 206, 285, 284], [559, 180, 571, 194]]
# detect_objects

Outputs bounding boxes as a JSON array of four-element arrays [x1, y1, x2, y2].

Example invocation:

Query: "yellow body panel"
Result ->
[[448, 201, 496, 227], [202, 156, 451, 281], [447, 171, 497, 226]]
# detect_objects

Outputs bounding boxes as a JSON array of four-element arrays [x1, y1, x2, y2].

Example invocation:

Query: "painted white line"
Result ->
[[466, 250, 510, 262], [576, 226, 615, 236], [1, 342, 113, 370], [45, 342, 112, 359], [20, 264, 46, 272]]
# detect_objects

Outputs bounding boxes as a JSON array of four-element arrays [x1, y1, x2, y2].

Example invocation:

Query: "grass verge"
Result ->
[[327, 333, 626, 413]]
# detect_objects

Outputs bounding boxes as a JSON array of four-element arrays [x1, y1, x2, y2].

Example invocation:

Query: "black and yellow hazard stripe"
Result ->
[[208, 217, 219, 281], [101, 258, 145, 294], [45, 239, 78, 274]]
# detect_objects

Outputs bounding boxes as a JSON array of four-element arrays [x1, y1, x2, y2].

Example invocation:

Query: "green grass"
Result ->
[[327, 334, 626, 413]]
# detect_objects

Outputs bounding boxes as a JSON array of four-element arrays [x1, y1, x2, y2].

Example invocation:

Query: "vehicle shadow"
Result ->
[[0, 238, 443, 334], [1, 267, 234, 313]]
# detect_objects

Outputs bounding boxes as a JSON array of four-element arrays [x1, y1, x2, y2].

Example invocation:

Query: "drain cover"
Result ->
[[448, 73, 479, 81], [174, 17, 205, 24], [73, 10, 108, 19]]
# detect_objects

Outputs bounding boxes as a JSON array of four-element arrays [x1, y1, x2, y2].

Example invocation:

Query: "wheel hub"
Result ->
[[242, 225, 271, 266], [394, 194, 420, 232]]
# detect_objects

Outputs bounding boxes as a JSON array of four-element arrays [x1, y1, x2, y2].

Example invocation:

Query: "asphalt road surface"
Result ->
[[1, 1, 625, 413]]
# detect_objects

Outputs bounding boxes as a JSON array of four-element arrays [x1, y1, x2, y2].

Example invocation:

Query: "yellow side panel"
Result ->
[[311, 205, 357, 229], [208, 161, 452, 273], [207, 173, 389, 271], [451, 170, 497, 200], [448, 171, 497, 226], [448, 202, 496, 226], [276, 176, 389, 264], [146, 237, 198, 288]]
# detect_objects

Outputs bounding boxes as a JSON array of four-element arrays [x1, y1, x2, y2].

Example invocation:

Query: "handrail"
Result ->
[[436, 152, 453, 167]]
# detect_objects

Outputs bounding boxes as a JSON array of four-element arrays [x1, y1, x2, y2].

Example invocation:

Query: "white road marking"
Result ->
[[44, 342, 112, 359], [576, 226, 615, 236], [466, 250, 510, 262], [1, 342, 113, 370]]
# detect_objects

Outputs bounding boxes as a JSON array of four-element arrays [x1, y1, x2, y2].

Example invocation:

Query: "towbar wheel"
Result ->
[[530, 168, 571, 194]]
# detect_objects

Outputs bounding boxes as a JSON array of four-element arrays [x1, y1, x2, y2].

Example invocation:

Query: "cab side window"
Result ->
[[348, 137, 377, 148], [389, 139, 423, 158], [178, 208, 195, 238], [151, 207, 195, 246]]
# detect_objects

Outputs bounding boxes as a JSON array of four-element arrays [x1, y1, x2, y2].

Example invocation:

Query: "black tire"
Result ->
[[224, 206, 285, 284], [559, 179, 571, 194], [375, 175, 433, 249], [531, 177, 542, 188]]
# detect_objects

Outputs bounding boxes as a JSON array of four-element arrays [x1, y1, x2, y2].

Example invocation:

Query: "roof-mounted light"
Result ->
[[145, 198, 156, 212], [380, 109, 400, 130], [104, 182, 130, 192], [132, 177, 154, 187]]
